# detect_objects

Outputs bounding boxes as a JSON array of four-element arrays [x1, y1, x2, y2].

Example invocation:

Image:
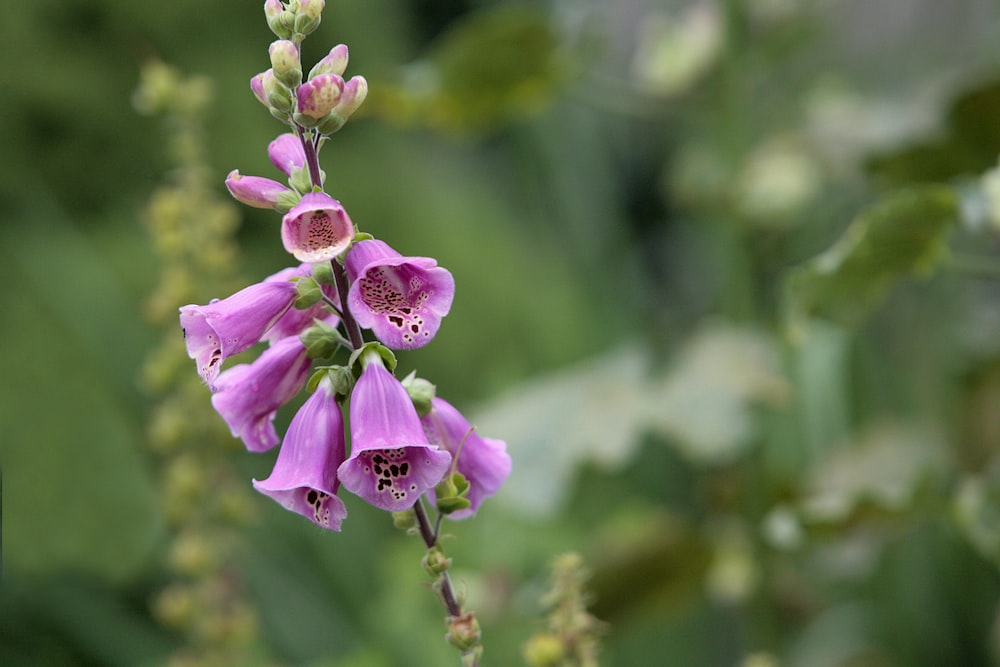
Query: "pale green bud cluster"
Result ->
[[253, 1, 367, 135]]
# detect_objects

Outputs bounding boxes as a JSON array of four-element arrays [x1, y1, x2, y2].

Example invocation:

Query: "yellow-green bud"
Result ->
[[269, 40, 302, 88], [422, 545, 452, 576], [446, 612, 482, 652]]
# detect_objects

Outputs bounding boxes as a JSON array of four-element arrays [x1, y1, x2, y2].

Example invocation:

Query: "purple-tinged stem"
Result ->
[[413, 499, 463, 618]]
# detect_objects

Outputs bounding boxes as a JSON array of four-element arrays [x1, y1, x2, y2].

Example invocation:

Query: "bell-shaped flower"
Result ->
[[261, 265, 341, 342], [421, 398, 511, 520], [268, 133, 306, 177], [345, 239, 455, 350], [338, 351, 452, 511], [225, 170, 291, 209], [281, 192, 354, 262], [210, 335, 312, 453], [180, 280, 298, 389], [252, 375, 348, 531]]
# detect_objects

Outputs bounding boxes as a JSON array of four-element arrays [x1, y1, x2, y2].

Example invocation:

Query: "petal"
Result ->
[[338, 357, 451, 511], [179, 280, 297, 388], [345, 240, 455, 350], [281, 192, 354, 263], [268, 133, 307, 177], [253, 377, 348, 530], [421, 398, 511, 519], [210, 336, 312, 452]]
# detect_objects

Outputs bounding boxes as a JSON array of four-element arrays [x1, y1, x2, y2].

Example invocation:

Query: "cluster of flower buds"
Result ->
[[253, 2, 368, 135], [180, 1, 510, 532]]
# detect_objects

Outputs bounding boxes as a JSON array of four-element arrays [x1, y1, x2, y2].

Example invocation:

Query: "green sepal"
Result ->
[[310, 261, 336, 286], [392, 509, 417, 531], [269, 107, 293, 125], [289, 165, 319, 194], [300, 318, 348, 359], [265, 77, 294, 113], [266, 11, 296, 40], [292, 276, 323, 309], [275, 189, 301, 213], [348, 342, 397, 376], [292, 111, 321, 129], [294, 13, 321, 36], [316, 111, 347, 136], [305, 365, 354, 398], [401, 371, 436, 417], [435, 472, 472, 515], [446, 613, 482, 652], [422, 545, 452, 577]]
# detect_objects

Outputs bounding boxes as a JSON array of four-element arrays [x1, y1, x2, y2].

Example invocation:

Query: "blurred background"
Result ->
[[5, 0, 1000, 665]]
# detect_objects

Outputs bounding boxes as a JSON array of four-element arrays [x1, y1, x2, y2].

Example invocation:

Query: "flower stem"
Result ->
[[413, 499, 464, 618]]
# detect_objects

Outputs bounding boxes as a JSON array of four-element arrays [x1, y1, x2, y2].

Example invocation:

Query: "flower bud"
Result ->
[[310, 260, 336, 286], [300, 319, 344, 359], [316, 75, 367, 135], [259, 69, 293, 113], [264, 0, 294, 39], [250, 70, 269, 107], [392, 509, 417, 530], [422, 545, 452, 577], [308, 44, 350, 79], [297, 74, 345, 120], [295, 0, 324, 35], [225, 170, 290, 209], [446, 612, 482, 652], [269, 40, 302, 88], [268, 132, 306, 177]]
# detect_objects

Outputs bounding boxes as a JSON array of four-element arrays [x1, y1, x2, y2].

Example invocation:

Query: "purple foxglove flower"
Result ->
[[252, 375, 348, 531], [281, 192, 354, 262], [338, 354, 452, 511], [421, 398, 511, 519], [308, 44, 349, 79], [261, 265, 341, 342], [345, 239, 455, 350], [225, 169, 291, 209], [210, 335, 312, 453], [268, 133, 306, 177], [297, 73, 345, 120], [180, 280, 298, 389]]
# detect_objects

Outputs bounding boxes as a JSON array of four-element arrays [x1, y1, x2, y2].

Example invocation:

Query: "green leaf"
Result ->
[[369, 6, 568, 131], [784, 185, 958, 334]]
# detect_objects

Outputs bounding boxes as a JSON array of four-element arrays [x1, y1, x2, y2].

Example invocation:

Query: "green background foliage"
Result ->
[[4, 0, 1000, 665]]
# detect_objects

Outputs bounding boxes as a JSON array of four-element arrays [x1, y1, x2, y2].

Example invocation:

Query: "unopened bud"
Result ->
[[294, 0, 324, 35], [300, 319, 343, 359], [225, 170, 290, 209], [316, 75, 367, 135], [308, 44, 350, 79], [446, 612, 482, 652], [436, 472, 472, 514], [269, 40, 302, 88], [310, 261, 336, 286], [260, 69, 294, 113], [265, 0, 294, 39], [297, 74, 345, 120], [423, 545, 452, 576]]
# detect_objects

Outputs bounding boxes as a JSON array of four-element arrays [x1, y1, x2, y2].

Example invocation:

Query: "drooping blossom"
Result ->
[[338, 350, 451, 511], [281, 192, 354, 262], [210, 335, 313, 452], [180, 279, 298, 388], [421, 397, 511, 519], [345, 239, 454, 350], [225, 169, 291, 209], [268, 133, 306, 177], [253, 374, 348, 530]]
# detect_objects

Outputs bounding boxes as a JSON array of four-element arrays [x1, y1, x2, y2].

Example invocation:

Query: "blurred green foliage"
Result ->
[[5, 1, 1000, 666]]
